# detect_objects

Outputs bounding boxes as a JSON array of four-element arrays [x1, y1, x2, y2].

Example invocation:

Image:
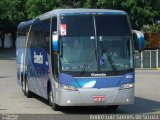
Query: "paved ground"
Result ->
[[0, 49, 160, 119]]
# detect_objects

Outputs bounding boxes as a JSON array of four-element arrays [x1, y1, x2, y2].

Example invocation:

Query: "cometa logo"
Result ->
[[91, 73, 106, 77], [34, 52, 43, 64]]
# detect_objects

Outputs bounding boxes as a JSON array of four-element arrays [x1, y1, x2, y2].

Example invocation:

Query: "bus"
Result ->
[[16, 9, 144, 111]]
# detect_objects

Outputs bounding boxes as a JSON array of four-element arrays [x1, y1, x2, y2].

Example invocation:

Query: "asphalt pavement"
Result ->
[[0, 49, 160, 120]]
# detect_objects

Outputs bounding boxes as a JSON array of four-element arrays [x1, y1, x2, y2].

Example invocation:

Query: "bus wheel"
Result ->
[[107, 105, 119, 110], [22, 79, 25, 95], [25, 79, 32, 98], [48, 89, 60, 111]]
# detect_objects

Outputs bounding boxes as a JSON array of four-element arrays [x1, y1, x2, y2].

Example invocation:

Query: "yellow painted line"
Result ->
[[23, 19, 35, 81]]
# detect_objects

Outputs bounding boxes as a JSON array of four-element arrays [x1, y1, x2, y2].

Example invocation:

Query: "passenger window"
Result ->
[[29, 19, 51, 54], [42, 19, 50, 53], [16, 31, 26, 48]]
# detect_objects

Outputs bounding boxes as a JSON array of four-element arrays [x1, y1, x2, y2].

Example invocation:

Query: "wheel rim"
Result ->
[[22, 80, 25, 92], [49, 91, 53, 103], [25, 80, 28, 94]]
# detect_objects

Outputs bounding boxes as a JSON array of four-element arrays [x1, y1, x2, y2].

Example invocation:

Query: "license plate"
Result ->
[[93, 96, 106, 102]]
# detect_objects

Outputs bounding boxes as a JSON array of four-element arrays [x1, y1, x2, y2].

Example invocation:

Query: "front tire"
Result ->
[[48, 89, 60, 111], [107, 105, 119, 110]]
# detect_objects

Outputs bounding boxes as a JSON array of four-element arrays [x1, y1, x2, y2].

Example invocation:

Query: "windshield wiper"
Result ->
[[80, 16, 100, 74], [80, 47, 98, 74], [102, 47, 118, 73]]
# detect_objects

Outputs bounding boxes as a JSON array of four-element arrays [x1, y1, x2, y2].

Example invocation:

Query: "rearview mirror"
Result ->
[[52, 31, 59, 52], [132, 30, 144, 50]]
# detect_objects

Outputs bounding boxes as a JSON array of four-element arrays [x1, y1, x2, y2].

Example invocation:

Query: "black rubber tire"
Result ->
[[22, 79, 25, 95], [48, 89, 60, 111], [24, 79, 32, 98], [107, 105, 119, 110]]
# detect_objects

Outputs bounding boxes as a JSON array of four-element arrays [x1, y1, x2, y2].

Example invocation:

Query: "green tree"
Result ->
[[97, 0, 114, 9], [26, 0, 56, 19], [0, 0, 159, 37], [84, 0, 97, 8], [0, 0, 26, 47], [85, 0, 158, 29], [152, 0, 160, 19], [118, 0, 158, 29], [0, 0, 26, 31], [26, 0, 84, 19]]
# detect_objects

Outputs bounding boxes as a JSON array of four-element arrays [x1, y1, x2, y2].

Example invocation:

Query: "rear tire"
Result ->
[[22, 79, 25, 95], [107, 105, 119, 110], [48, 89, 60, 111], [24, 79, 32, 98]]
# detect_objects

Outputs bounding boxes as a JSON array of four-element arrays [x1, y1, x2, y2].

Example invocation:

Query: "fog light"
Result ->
[[67, 100, 71, 104], [126, 99, 129, 102]]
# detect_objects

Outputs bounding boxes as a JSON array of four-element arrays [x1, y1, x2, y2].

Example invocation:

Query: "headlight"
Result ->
[[61, 84, 78, 91], [119, 83, 134, 90]]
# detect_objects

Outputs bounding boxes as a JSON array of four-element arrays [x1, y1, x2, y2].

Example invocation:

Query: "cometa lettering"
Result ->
[[91, 73, 106, 77]]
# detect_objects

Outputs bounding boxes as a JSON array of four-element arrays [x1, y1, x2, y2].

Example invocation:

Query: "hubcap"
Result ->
[[22, 80, 25, 91], [25, 81, 28, 93], [49, 91, 53, 103]]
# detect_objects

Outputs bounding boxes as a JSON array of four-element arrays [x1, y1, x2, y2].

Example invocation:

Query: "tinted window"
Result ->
[[29, 19, 50, 52], [16, 30, 27, 48], [16, 35, 26, 48], [60, 15, 94, 37], [52, 18, 57, 32], [95, 15, 130, 36]]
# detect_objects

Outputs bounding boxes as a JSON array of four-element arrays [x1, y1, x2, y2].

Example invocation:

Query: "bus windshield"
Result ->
[[59, 14, 133, 72]]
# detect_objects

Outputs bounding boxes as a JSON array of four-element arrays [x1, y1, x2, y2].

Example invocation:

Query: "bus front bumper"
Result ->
[[54, 87, 134, 106]]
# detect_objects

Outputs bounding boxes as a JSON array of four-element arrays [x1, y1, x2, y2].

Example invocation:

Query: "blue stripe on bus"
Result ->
[[59, 72, 134, 88]]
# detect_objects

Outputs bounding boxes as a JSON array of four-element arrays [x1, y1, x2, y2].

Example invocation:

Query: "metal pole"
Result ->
[[150, 50, 151, 68], [156, 49, 158, 69], [141, 51, 143, 68]]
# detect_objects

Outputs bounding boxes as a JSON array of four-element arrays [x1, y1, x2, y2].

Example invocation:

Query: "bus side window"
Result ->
[[52, 18, 57, 32], [29, 22, 43, 48], [27, 19, 51, 51], [42, 19, 50, 53], [16, 31, 26, 48]]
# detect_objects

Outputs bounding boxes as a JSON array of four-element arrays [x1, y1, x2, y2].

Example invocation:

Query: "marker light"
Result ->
[[61, 84, 78, 91], [119, 83, 134, 90], [67, 100, 71, 104], [54, 52, 59, 55], [126, 99, 130, 102]]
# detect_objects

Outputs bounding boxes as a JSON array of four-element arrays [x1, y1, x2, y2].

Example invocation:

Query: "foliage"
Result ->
[[152, 0, 160, 18], [83, 0, 97, 8], [119, 0, 158, 29], [86, 0, 158, 30], [0, 0, 160, 33], [26, 0, 84, 19], [141, 24, 160, 33], [26, 0, 56, 19], [96, 0, 114, 9], [144, 40, 150, 48], [0, 0, 26, 32]]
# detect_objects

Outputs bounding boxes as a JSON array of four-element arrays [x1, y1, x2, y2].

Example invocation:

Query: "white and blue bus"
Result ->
[[16, 9, 144, 110]]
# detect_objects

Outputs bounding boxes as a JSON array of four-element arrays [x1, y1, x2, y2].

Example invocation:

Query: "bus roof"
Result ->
[[18, 20, 33, 31], [37, 9, 127, 21], [18, 9, 127, 30]]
